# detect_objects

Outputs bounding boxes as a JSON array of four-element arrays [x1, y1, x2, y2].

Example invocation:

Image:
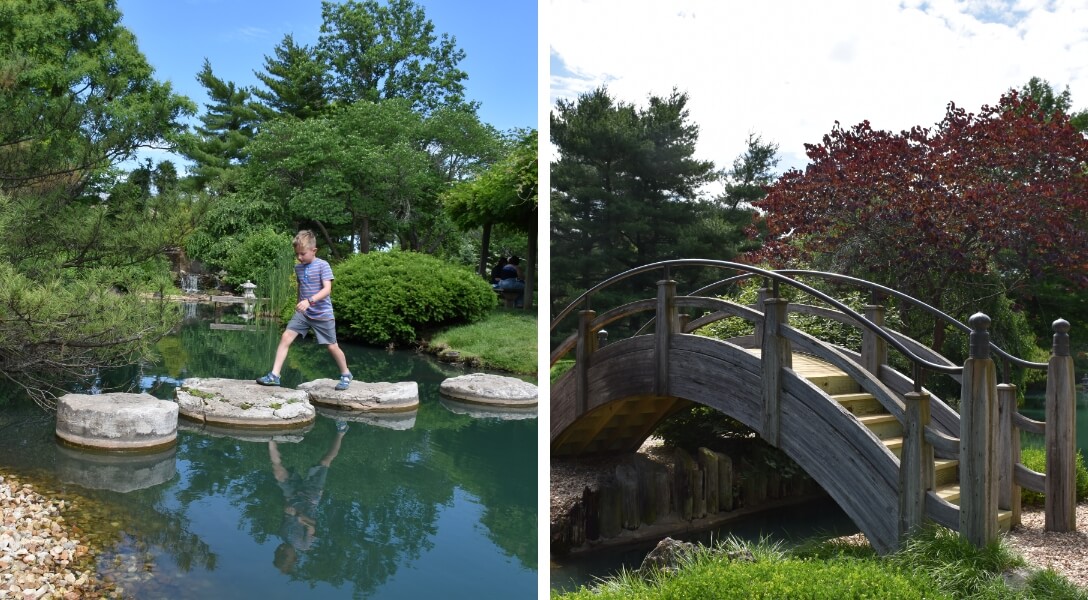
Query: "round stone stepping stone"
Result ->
[[439, 397, 537, 421], [315, 405, 418, 430], [56, 392, 178, 451], [298, 379, 419, 412], [55, 444, 177, 493], [438, 373, 537, 407], [176, 378, 314, 429]]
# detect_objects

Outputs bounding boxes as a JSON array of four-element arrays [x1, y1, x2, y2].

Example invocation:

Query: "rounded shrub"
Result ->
[[334, 250, 496, 345]]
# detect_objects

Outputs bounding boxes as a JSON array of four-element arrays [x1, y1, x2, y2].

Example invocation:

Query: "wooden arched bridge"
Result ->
[[550, 260, 1078, 554]]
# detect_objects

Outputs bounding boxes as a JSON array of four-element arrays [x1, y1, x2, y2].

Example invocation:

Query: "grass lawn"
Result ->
[[428, 307, 537, 376]]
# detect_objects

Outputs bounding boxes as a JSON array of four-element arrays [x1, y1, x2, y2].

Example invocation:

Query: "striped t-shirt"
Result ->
[[295, 257, 335, 320]]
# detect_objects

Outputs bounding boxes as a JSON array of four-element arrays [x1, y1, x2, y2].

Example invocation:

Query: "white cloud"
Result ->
[[549, 0, 1088, 175]]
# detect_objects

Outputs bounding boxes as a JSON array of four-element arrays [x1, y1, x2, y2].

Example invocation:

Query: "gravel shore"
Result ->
[[0, 473, 104, 599]]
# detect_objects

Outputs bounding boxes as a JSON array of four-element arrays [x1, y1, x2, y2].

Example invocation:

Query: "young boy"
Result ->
[[257, 230, 353, 390]]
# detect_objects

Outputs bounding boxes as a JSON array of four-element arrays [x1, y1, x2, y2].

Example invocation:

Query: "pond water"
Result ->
[[0, 304, 538, 599]]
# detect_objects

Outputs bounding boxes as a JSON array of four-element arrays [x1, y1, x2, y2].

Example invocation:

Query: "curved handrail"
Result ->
[[682, 268, 1045, 371], [550, 259, 962, 375]]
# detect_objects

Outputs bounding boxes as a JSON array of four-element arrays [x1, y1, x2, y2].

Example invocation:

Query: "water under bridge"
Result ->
[[550, 260, 1079, 554]]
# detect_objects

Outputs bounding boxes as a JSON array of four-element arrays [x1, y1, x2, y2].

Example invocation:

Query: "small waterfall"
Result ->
[[181, 273, 199, 294]]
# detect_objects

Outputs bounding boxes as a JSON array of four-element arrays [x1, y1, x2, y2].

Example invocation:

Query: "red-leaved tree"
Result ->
[[748, 91, 1088, 349]]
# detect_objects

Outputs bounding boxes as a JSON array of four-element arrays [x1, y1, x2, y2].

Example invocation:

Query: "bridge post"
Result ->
[[899, 391, 933, 538], [754, 287, 771, 341], [1045, 319, 1076, 532], [960, 313, 999, 548], [655, 280, 679, 397], [761, 297, 791, 447], [862, 304, 887, 375], [997, 383, 1021, 527], [575, 309, 597, 417]]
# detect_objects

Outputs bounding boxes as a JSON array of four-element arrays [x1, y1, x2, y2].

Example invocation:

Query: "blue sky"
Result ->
[[116, 0, 539, 167]]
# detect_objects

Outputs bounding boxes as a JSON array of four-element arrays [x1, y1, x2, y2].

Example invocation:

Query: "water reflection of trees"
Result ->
[[77, 315, 536, 594]]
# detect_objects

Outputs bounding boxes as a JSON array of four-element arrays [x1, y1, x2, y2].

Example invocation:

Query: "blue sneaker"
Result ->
[[335, 373, 353, 391], [336, 421, 349, 433], [256, 372, 280, 386]]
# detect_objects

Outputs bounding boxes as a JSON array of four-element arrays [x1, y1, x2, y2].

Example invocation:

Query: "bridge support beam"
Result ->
[[575, 309, 597, 417], [900, 391, 933, 538], [655, 280, 679, 397], [960, 313, 999, 548], [1045, 319, 1076, 532], [761, 297, 790, 447], [997, 383, 1021, 528], [862, 304, 887, 376]]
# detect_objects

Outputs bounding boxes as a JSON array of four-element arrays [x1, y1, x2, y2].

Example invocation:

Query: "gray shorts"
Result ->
[[286, 312, 338, 345]]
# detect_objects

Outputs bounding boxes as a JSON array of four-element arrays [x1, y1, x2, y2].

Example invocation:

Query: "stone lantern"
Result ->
[[241, 280, 257, 299]]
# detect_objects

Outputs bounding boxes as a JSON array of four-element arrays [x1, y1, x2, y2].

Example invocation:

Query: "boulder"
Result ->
[[56, 392, 178, 451], [438, 373, 538, 407], [176, 378, 313, 429], [299, 379, 419, 412]]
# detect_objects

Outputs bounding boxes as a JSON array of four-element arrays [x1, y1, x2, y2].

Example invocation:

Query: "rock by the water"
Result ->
[[56, 392, 178, 451], [176, 378, 313, 429], [438, 373, 537, 407], [315, 405, 418, 430], [54, 444, 177, 493], [298, 379, 419, 412], [638, 537, 697, 574], [439, 397, 537, 420]]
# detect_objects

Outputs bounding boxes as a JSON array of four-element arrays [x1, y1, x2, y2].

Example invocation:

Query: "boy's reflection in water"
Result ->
[[270, 421, 349, 573]]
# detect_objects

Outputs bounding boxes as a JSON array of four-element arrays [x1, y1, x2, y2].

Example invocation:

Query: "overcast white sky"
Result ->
[[548, 0, 1088, 181]]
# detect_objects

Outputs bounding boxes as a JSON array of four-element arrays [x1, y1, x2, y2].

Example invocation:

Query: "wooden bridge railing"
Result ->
[[552, 260, 1079, 549]]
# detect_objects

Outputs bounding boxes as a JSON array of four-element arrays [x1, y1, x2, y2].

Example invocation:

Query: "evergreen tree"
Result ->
[[252, 34, 329, 120], [550, 87, 716, 313], [179, 60, 262, 192]]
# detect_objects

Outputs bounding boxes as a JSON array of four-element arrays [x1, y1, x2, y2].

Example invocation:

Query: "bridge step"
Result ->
[[935, 484, 1014, 531], [858, 413, 903, 440], [834, 392, 885, 416]]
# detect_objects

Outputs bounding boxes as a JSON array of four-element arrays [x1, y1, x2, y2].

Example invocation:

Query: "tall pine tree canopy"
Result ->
[[0, 0, 195, 405], [550, 87, 718, 313]]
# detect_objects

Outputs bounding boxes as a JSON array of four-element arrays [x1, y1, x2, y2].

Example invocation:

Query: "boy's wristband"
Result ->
[[307, 297, 314, 305]]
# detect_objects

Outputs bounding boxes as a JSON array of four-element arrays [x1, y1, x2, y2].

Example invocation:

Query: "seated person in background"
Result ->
[[489, 256, 508, 285], [495, 255, 525, 307]]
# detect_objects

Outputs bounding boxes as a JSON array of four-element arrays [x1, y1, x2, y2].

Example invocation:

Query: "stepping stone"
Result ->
[[176, 378, 314, 429], [315, 405, 418, 430], [55, 444, 177, 493], [298, 379, 419, 412], [56, 392, 178, 451], [439, 397, 537, 421], [439, 373, 538, 407]]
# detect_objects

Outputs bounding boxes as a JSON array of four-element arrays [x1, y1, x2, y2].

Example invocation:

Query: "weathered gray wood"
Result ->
[[1013, 412, 1046, 435], [1045, 319, 1076, 532], [900, 391, 932, 538], [575, 309, 597, 416], [655, 280, 678, 397], [925, 490, 960, 531], [598, 482, 622, 538], [923, 427, 960, 458], [1014, 463, 1045, 493], [675, 448, 696, 521], [718, 451, 734, 511], [862, 304, 888, 375], [959, 314, 999, 548], [699, 448, 719, 513], [693, 465, 707, 519], [551, 299, 658, 365], [997, 383, 1020, 526], [761, 298, 789, 446], [616, 462, 641, 530]]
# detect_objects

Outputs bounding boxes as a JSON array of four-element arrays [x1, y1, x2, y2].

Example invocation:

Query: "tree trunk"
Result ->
[[359, 216, 370, 254], [522, 219, 536, 310], [478, 222, 493, 279]]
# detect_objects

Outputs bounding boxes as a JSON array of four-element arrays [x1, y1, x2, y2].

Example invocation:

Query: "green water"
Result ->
[[0, 304, 538, 599]]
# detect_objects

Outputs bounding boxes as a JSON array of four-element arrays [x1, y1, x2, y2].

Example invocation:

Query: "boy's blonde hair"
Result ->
[[293, 230, 317, 251]]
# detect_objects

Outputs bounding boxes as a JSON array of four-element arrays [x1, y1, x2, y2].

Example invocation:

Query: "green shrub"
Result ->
[[334, 250, 496, 345], [1019, 445, 1088, 506]]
